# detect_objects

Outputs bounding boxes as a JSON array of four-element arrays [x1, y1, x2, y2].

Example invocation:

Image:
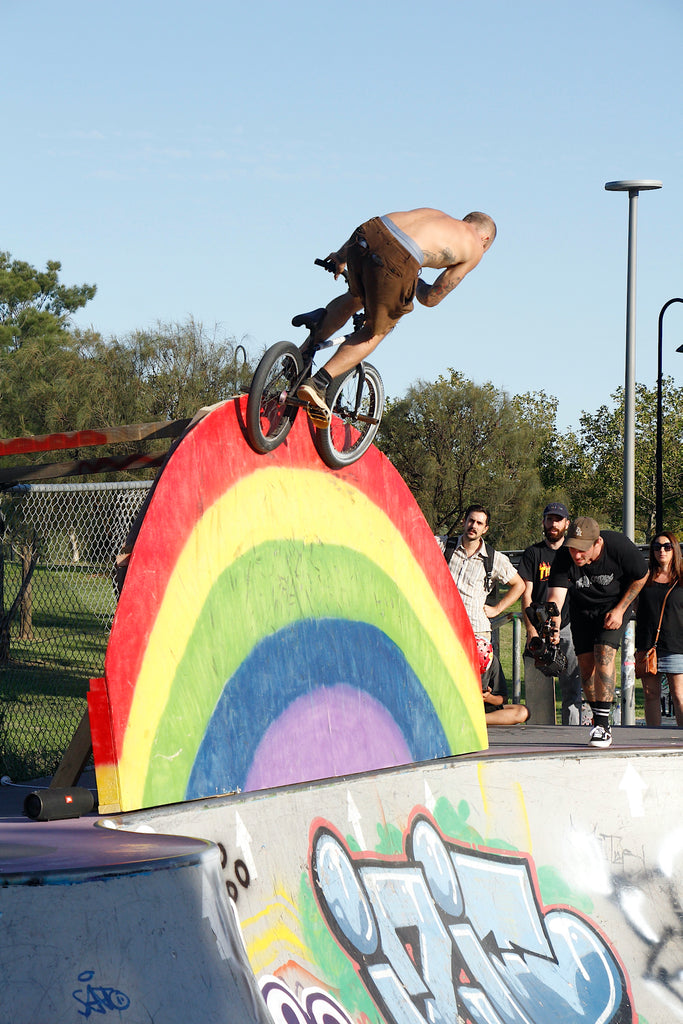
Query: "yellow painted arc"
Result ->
[[512, 779, 533, 855], [246, 924, 309, 973], [242, 893, 301, 929], [119, 467, 482, 799], [477, 762, 534, 854]]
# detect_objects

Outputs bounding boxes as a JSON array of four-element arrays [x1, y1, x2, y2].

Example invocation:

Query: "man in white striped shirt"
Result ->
[[437, 505, 525, 716], [437, 505, 524, 637]]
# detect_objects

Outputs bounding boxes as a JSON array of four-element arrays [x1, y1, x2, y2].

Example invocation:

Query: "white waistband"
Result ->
[[380, 216, 424, 266]]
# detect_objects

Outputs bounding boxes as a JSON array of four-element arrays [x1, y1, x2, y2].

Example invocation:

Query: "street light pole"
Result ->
[[605, 180, 662, 538], [605, 179, 662, 726], [656, 298, 683, 535]]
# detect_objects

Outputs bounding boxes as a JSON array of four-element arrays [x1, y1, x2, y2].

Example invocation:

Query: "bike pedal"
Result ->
[[305, 406, 331, 428]]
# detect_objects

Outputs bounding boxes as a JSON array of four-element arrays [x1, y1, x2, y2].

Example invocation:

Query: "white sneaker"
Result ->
[[588, 725, 613, 748]]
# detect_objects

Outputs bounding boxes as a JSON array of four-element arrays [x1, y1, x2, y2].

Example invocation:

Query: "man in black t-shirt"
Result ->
[[547, 517, 648, 748], [520, 502, 583, 725]]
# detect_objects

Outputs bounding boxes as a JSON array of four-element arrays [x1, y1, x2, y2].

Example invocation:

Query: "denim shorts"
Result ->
[[657, 652, 683, 673]]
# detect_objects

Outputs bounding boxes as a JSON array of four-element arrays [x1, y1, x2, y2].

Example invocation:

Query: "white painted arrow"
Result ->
[[347, 790, 366, 850], [424, 781, 436, 815], [235, 810, 258, 881], [618, 763, 648, 818]]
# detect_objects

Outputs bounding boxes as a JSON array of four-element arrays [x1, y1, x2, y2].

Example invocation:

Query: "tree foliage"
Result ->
[[376, 370, 554, 547], [544, 381, 683, 540], [0, 251, 96, 353], [121, 318, 254, 421], [376, 371, 683, 548], [0, 318, 256, 439]]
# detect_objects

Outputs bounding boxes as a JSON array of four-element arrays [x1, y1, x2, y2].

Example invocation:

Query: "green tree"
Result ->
[[554, 381, 683, 540], [121, 318, 254, 421], [376, 370, 553, 548], [0, 251, 95, 353], [0, 334, 98, 436], [0, 318, 256, 440]]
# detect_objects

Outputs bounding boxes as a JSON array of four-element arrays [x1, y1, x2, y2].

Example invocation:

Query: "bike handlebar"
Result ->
[[315, 257, 348, 284]]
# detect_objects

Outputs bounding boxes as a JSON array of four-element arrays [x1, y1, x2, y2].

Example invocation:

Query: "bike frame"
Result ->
[[291, 309, 368, 413]]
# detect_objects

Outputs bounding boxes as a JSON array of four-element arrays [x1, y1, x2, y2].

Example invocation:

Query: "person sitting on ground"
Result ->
[[296, 208, 496, 426], [477, 638, 530, 726]]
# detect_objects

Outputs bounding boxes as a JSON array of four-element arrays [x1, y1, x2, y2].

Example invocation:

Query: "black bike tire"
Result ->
[[246, 341, 304, 453], [314, 362, 385, 469]]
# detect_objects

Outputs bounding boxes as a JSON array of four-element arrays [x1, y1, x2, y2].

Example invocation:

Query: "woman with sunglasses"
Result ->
[[635, 532, 683, 726]]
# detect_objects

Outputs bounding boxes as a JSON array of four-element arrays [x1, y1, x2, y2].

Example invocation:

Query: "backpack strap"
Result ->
[[443, 535, 458, 566], [482, 544, 495, 593]]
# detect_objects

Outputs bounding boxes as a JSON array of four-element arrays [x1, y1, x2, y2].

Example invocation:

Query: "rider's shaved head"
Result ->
[[463, 212, 497, 243]]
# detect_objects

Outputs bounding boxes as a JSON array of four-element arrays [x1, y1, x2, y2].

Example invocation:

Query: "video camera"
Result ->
[[525, 601, 567, 677]]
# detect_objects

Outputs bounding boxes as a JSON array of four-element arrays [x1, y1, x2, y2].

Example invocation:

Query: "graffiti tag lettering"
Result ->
[[72, 970, 131, 1018], [311, 814, 634, 1024]]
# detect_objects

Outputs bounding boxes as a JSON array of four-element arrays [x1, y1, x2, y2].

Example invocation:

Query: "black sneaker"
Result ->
[[297, 379, 331, 427], [588, 725, 612, 748]]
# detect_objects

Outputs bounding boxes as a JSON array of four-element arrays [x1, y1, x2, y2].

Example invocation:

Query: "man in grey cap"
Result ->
[[547, 518, 648, 747], [519, 502, 583, 725]]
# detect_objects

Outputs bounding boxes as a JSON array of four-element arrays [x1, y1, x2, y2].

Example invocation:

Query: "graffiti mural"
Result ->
[[310, 812, 635, 1024]]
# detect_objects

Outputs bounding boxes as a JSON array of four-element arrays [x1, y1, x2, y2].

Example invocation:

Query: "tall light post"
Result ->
[[605, 180, 662, 537], [605, 179, 662, 726], [656, 299, 683, 535]]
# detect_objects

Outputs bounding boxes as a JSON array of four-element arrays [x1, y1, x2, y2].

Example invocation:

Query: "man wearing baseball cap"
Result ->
[[519, 502, 583, 725], [547, 517, 648, 747]]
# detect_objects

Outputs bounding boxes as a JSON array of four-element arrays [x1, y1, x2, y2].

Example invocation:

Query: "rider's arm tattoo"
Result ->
[[417, 273, 461, 307], [431, 276, 460, 299]]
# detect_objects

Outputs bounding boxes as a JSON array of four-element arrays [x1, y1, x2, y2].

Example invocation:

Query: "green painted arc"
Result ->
[[143, 540, 480, 803]]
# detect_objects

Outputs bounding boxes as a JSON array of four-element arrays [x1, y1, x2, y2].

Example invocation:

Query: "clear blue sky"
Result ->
[[4, 0, 682, 430]]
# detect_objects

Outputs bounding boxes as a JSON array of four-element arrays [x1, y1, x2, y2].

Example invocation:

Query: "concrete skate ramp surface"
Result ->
[[0, 818, 271, 1024], [114, 731, 683, 1024], [90, 396, 484, 813]]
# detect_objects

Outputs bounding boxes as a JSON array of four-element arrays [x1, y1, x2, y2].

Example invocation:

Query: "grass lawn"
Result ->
[[0, 562, 113, 780]]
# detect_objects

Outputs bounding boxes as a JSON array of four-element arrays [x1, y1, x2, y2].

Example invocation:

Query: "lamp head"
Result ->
[[605, 180, 662, 192]]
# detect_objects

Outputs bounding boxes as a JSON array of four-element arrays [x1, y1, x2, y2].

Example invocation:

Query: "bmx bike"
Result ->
[[245, 259, 385, 469]]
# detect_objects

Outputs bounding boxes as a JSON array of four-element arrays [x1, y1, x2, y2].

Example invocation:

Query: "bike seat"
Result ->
[[291, 307, 326, 331]]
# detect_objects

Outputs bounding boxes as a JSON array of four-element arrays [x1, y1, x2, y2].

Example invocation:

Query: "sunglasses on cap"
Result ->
[[653, 542, 673, 551]]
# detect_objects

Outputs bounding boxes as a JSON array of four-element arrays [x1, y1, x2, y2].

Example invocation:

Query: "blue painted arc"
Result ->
[[186, 619, 450, 797]]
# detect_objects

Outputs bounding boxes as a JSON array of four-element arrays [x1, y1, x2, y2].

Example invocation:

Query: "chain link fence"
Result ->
[[0, 481, 151, 781]]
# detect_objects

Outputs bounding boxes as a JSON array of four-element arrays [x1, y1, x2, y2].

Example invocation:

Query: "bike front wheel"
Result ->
[[246, 341, 304, 453], [314, 362, 385, 469]]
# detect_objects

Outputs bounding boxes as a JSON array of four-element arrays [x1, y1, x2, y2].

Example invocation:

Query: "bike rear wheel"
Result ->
[[314, 362, 385, 469], [246, 341, 304, 453]]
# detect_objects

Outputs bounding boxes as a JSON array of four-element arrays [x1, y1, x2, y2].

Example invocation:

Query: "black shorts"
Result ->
[[570, 610, 628, 656]]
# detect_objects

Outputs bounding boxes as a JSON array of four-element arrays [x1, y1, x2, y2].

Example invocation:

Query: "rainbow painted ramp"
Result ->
[[89, 397, 485, 812]]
